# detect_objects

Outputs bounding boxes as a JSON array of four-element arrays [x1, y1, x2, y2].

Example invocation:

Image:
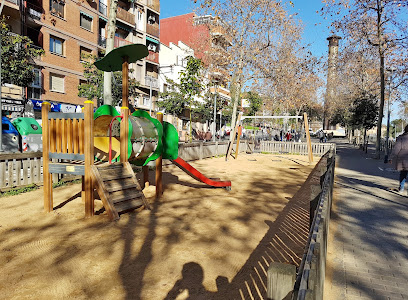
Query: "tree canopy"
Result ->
[[157, 56, 204, 141], [322, 0, 408, 157], [0, 17, 44, 87], [78, 54, 140, 106]]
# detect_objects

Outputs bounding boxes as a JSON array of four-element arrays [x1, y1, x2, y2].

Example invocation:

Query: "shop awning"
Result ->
[[146, 36, 159, 44], [116, 21, 132, 32], [1, 98, 24, 112], [80, 11, 93, 19], [99, 15, 108, 22]]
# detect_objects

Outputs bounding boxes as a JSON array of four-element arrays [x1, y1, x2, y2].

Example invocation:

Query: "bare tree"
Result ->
[[323, 0, 408, 158], [195, 0, 299, 139]]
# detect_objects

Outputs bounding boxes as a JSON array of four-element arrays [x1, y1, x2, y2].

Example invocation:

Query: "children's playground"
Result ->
[[0, 153, 316, 299], [0, 44, 320, 299]]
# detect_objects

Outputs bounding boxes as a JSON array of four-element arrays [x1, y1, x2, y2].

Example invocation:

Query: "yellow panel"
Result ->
[[94, 137, 120, 161]]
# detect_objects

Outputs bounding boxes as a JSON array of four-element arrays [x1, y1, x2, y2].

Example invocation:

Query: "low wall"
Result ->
[[178, 141, 246, 161]]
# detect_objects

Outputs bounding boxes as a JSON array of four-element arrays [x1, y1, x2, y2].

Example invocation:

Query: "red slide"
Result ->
[[172, 157, 232, 189]]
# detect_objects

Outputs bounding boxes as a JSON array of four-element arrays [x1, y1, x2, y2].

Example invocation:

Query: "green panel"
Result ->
[[94, 105, 120, 119], [12, 118, 42, 135], [94, 44, 149, 72], [131, 110, 163, 166], [162, 121, 179, 160]]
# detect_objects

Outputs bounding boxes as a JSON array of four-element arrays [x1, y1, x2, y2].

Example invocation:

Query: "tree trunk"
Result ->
[[229, 72, 241, 141], [189, 106, 193, 143], [103, 0, 118, 106], [375, 0, 385, 159]]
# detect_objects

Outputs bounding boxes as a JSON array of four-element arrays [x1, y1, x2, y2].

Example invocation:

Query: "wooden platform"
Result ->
[[91, 162, 149, 220]]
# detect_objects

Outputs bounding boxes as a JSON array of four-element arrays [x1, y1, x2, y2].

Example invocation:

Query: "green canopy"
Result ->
[[94, 44, 149, 72]]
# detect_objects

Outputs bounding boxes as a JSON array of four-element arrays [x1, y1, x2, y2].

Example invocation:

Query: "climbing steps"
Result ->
[[91, 162, 150, 220]]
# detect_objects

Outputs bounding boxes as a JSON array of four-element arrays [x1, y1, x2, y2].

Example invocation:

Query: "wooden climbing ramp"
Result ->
[[91, 162, 150, 220]]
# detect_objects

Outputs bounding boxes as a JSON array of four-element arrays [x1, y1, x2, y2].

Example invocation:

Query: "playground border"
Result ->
[[266, 149, 335, 299]]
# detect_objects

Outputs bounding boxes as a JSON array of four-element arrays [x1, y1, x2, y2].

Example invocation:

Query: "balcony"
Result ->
[[99, 1, 107, 16], [117, 7, 135, 26], [146, 0, 160, 13], [26, 2, 43, 20], [146, 50, 158, 64], [145, 76, 158, 89], [114, 36, 132, 48], [146, 24, 159, 38]]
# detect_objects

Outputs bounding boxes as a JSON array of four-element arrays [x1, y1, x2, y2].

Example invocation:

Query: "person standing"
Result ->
[[390, 125, 408, 195], [318, 130, 324, 143]]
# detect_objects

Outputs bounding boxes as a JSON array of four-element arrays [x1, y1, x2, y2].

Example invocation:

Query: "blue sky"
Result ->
[[160, 0, 333, 57]]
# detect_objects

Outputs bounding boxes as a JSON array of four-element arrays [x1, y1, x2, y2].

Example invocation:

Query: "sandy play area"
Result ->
[[0, 153, 317, 300]]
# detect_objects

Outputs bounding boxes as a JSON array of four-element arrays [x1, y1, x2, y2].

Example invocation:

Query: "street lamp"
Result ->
[[212, 84, 218, 142], [384, 68, 395, 163]]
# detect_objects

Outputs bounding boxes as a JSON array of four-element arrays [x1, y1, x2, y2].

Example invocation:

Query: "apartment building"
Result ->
[[159, 40, 212, 140], [160, 13, 231, 105], [1, 0, 160, 115]]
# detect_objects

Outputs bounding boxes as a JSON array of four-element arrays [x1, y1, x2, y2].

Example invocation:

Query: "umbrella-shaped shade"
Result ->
[[94, 44, 149, 72]]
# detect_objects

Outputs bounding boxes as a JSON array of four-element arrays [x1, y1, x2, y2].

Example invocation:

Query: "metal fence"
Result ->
[[0, 141, 333, 191], [260, 141, 335, 156]]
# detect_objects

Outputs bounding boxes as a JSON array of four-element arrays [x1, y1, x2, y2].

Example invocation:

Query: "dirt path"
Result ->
[[0, 154, 316, 300]]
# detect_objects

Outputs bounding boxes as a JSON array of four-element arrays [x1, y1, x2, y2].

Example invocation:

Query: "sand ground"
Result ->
[[0, 153, 316, 300]]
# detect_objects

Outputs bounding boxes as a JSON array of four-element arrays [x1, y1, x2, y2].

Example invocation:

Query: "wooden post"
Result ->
[[234, 125, 242, 159], [267, 263, 296, 300], [120, 56, 129, 163], [142, 165, 149, 188], [122, 56, 129, 108], [120, 107, 129, 162], [156, 113, 163, 198], [304, 112, 313, 163], [84, 101, 94, 217], [42, 102, 53, 212]]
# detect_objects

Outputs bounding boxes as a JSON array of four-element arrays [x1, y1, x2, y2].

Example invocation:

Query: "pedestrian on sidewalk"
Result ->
[[389, 124, 408, 194]]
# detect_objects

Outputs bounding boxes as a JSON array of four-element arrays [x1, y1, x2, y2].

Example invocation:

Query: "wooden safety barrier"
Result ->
[[42, 101, 95, 217]]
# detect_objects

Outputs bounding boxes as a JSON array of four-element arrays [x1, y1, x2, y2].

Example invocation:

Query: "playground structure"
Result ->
[[226, 113, 313, 163], [42, 44, 231, 220]]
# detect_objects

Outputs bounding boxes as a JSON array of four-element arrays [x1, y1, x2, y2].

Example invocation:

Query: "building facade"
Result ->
[[160, 13, 231, 138], [1, 0, 160, 114]]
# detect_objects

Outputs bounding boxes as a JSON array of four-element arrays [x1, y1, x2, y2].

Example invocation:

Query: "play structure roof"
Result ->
[[94, 44, 149, 72]]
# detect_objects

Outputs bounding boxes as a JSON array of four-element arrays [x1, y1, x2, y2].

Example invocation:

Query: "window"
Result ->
[[163, 83, 168, 93], [28, 87, 41, 99], [31, 69, 41, 88], [28, 69, 42, 99], [80, 46, 92, 62], [50, 0, 64, 18], [50, 73, 64, 93], [49, 36, 64, 55], [80, 12, 93, 31], [143, 97, 151, 107], [147, 43, 157, 52], [79, 79, 88, 98]]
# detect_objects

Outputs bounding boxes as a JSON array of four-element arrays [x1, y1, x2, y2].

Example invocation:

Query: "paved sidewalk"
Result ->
[[324, 141, 408, 300]]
